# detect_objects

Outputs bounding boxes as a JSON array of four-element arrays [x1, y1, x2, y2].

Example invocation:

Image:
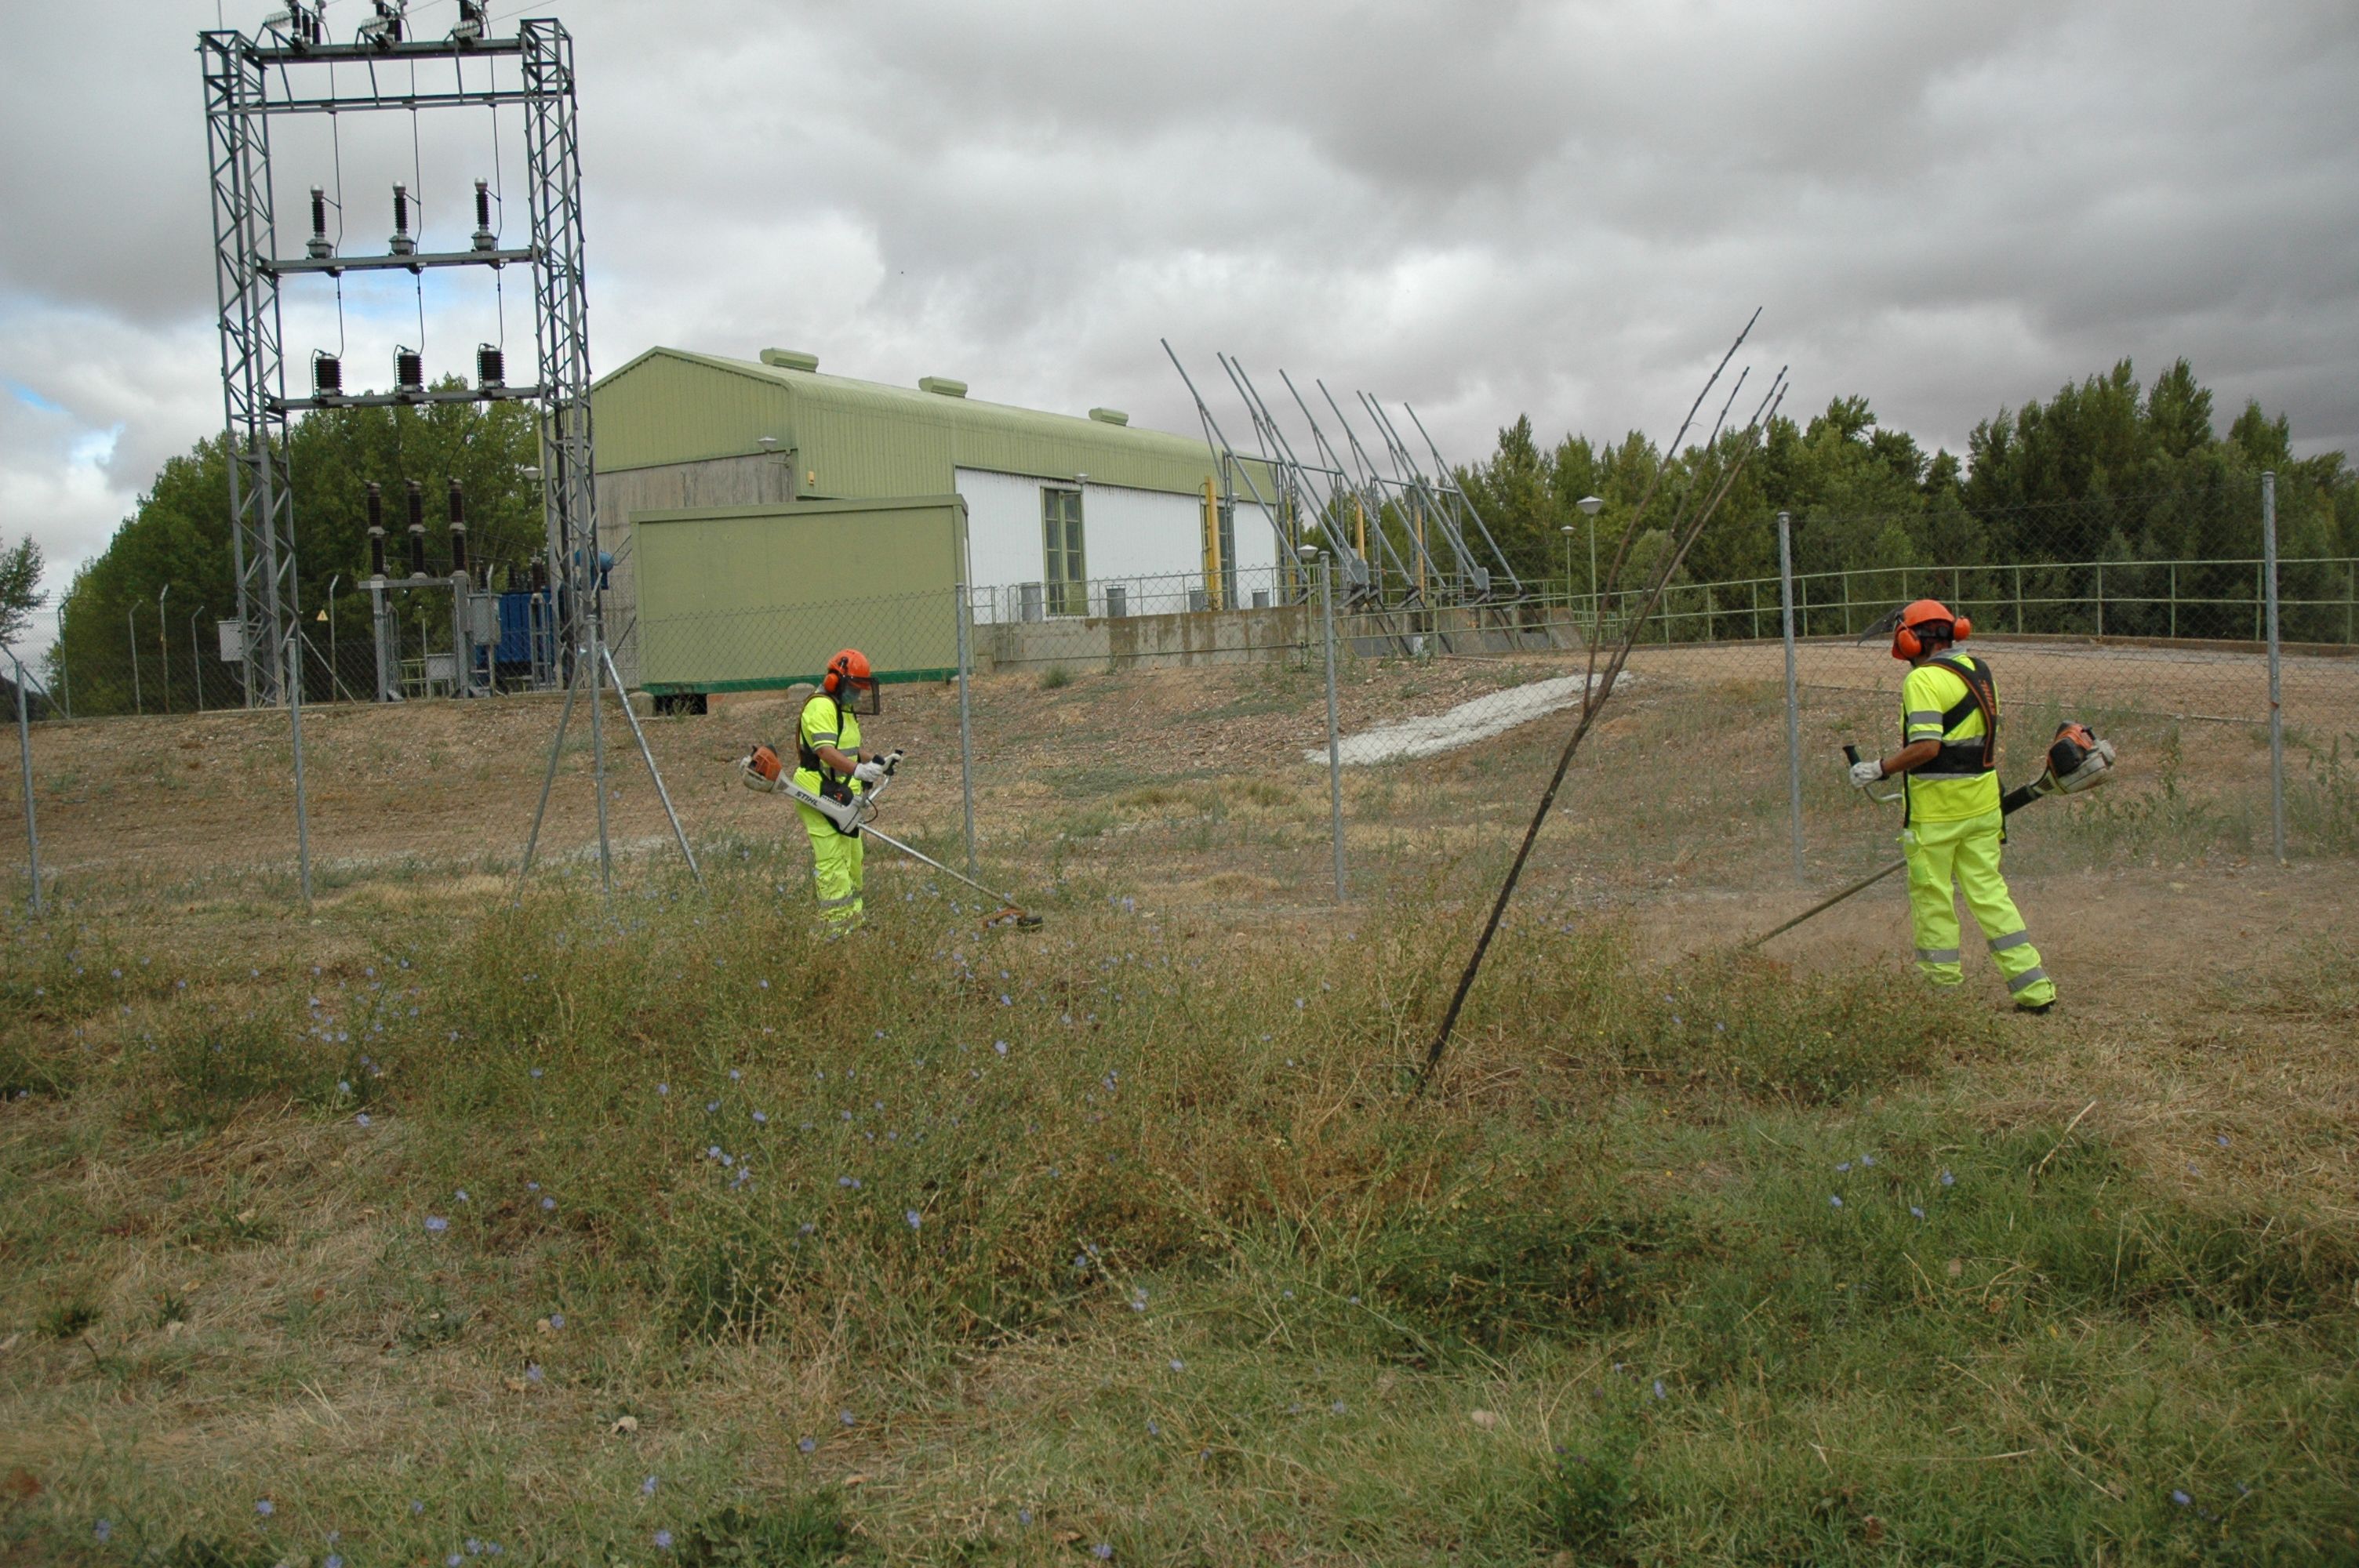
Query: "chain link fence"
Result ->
[[5, 476, 2353, 914]]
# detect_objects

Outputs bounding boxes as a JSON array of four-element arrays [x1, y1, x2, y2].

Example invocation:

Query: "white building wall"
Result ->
[[954, 468, 1055, 597], [954, 466, 1286, 621]]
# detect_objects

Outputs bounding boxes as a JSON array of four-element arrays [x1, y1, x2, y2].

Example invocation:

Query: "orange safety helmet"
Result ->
[[1892, 598, 1972, 661], [822, 648, 874, 695]]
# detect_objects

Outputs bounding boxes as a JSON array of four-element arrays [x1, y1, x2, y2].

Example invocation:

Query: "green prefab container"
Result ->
[[632, 495, 965, 694]]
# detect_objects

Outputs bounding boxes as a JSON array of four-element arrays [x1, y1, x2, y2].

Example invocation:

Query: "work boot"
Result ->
[[2016, 998, 2056, 1016]]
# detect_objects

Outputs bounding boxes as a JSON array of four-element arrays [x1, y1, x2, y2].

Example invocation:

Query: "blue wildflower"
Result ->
[[425, 1215, 449, 1233]]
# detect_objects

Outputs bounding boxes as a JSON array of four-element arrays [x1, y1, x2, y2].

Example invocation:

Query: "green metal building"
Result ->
[[593, 347, 1283, 693]]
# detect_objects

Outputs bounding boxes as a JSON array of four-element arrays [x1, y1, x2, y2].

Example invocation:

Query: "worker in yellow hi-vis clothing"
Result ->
[[1849, 600, 2057, 1012], [795, 648, 889, 926]]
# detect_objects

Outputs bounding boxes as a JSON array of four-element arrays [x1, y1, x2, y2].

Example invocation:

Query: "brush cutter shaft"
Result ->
[[1749, 732, 2095, 950], [856, 822, 1022, 909]]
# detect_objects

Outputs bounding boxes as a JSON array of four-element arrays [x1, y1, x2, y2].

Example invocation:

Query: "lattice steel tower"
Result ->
[[201, 2, 596, 704]]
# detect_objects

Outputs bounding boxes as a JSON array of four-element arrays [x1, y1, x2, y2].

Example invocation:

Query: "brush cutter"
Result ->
[[1741, 720, 2117, 951], [738, 745, 1044, 929]]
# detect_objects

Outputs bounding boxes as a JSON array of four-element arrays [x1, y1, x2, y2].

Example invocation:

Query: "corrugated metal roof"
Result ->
[[593, 347, 1270, 501]]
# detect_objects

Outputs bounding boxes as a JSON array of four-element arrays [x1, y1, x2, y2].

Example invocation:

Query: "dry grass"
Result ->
[[1, 654, 2355, 1562]]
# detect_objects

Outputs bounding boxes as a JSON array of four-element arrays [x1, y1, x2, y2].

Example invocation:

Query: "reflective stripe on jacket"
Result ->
[[1900, 655, 2000, 823], [794, 692, 863, 799]]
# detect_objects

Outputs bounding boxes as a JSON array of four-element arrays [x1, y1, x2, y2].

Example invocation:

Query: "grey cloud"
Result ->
[[3, 0, 2357, 601]]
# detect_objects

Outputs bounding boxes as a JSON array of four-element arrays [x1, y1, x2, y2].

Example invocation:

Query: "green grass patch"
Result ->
[[0, 874, 2352, 1563]]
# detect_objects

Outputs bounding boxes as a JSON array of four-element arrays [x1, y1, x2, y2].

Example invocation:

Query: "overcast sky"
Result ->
[[4, 0, 2355, 642]]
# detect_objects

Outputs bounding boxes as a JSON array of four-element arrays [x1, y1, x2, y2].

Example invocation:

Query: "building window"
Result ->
[[1042, 487, 1085, 615]]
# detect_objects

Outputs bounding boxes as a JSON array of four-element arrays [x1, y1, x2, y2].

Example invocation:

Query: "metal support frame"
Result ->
[[200, 14, 594, 706], [522, 18, 597, 663], [202, 30, 295, 706]]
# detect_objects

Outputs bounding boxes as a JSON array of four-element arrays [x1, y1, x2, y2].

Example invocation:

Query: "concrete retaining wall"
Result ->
[[977, 602, 1578, 672]]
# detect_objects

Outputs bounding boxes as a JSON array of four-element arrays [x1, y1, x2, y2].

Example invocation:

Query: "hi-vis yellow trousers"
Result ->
[[798, 804, 865, 925], [1901, 808, 2055, 1007]]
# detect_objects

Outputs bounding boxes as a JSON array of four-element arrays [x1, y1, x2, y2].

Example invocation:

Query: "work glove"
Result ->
[[852, 760, 889, 786], [1848, 758, 1885, 789]]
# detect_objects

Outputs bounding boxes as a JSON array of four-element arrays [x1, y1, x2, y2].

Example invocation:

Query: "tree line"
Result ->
[[37, 392, 540, 713], [1454, 358, 2357, 641], [21, 356, 2359, 711]]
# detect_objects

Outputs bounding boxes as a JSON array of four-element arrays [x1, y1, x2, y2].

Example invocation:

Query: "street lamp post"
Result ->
[[1560, 525, 1576, 607], [1576, 495, 1605, 635]]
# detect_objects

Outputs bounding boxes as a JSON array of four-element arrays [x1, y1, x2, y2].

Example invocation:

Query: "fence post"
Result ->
[[955, 583, 976, 877], [1320, 553, 1346, 902], [2169, 562, 2177, 639], [1778, 512, 1805, 883], [586, 592, 613, 897], [282, 626, 314, 908], [2096, 562, 2105, 638], [2014, 564, 2023, 634], [2263, 473, 2285, 864], [12, 657, 40, 916]]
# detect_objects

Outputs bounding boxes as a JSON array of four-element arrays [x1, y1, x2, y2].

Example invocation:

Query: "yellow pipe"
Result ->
[[1201, 479, 1223, 611]]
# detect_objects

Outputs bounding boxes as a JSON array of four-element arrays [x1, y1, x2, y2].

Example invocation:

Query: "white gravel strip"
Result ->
[[1309, 673, 1623, 766]]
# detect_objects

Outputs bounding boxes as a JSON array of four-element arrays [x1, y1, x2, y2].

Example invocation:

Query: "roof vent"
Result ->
[[760, 348, 820, 372], [1088, 407, 1129, 426], [918, 376, 968, 398]]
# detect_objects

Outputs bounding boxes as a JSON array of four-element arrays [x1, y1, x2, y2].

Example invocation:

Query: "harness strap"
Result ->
[[798, 692, 856, 805], [1924, 654, 1997, 774]]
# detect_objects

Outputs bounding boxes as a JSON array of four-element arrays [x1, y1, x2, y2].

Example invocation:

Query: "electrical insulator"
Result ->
[[389, 183, 416, 257], [476, 344, 504, 388], [312, 351, 342, 398], [448, 477, 468, 528], [394, 347, 423, 394], [360, 0, 406, 49], [368, 525, 387, 580], [449, 499, 470, 575], [307, 187, 332, 260], [407, 480, 428, 577], [471, 179, 496, 252], [453, 0, 485, 43]]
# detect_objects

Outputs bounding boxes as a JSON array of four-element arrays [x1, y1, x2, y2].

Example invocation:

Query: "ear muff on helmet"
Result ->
[[1891, 601, 1969, 660], [822, 648, 873, 695]]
